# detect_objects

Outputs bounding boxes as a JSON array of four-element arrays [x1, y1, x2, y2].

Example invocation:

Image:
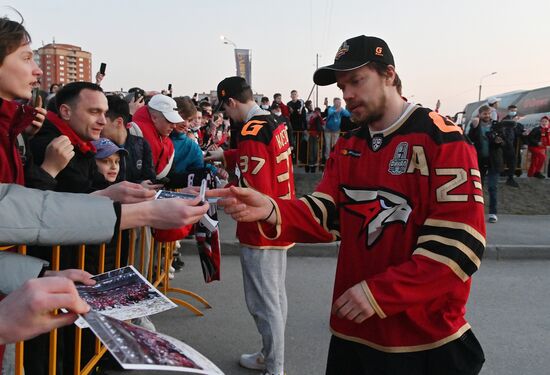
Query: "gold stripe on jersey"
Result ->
[[416, 218, 484, 279], [378, 104, 419, 138], [240, 242, 294, 250], [257, 197, 283, 241], [470, 168, 481, 177], [277, 172, 290, 182], [361, 281, 387, 319], [331, 323, 471, 353], [424, 219, 485, 246], [299, 193, 340, 241], [275, 149, 291, 163], [413, 248, 470, 281], [417, 235, 481, 269], [473, 195, 484, 204], [311, 191, 336, 205]]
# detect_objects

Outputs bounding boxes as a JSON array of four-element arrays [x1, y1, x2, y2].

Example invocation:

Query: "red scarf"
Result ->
[[46, 112, 96, 154]]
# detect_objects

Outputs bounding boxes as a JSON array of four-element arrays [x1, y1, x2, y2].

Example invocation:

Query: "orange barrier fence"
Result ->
[[11, 226, 210, 375]]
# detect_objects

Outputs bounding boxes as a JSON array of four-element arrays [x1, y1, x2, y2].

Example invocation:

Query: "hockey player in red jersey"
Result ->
[[207, 76, 295, 375], [212, 36, 485, 375]]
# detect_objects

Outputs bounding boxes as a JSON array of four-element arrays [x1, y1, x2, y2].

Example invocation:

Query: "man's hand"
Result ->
[[149, 198, 209, 229], [25, 106, 47, 137], [471, 117, 480, 128], [120, 197, 210, 230], [215, 167, 229, 180], [93, 181, 156, 203], [128, 95, 145, 116], [43, 269, 96, 286], [204, 148, 224, 162], [331, 282, 376, 324], [208, 186, 273, 223], [95, 72, 105, 86], [0, 277, 90, 345], [41, 136, 75, 178], [140, 180, 163, 191]]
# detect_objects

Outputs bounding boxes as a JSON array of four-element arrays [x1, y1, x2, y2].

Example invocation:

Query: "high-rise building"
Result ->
[[34, 43, 92, 91]]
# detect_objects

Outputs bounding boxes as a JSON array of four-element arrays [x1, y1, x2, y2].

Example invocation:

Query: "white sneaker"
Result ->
[[488, 214, 498, 223], [239, 351, 266, 371]]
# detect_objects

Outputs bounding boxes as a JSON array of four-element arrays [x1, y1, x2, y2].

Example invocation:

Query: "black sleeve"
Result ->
[[26, 131, 59, 190], [141, 139, 157, 181], [113, 202, 122, 234]]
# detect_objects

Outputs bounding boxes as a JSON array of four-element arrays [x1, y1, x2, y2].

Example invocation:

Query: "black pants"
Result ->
[[326, 330, 484, 375]]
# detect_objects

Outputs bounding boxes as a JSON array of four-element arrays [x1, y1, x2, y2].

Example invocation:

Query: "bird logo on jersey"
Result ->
[[342, 187, 412, 247]]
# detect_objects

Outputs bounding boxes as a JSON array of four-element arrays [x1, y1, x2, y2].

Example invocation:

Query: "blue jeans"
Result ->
[[481, 166, 498, 214]]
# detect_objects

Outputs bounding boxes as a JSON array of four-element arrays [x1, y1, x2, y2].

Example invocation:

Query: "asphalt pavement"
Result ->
[[111, 255, 550, 375], [107, 209, 550, 375]]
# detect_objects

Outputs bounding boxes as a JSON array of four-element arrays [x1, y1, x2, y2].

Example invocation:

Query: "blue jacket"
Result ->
[[325, 106, 351, 132], [170, 131, 205, 173]]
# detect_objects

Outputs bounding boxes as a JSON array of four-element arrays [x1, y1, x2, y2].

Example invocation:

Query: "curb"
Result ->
[[485, 245, 550, 260]]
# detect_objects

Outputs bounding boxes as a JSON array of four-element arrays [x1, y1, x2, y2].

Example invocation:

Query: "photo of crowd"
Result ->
[[82, 310, 223, 374], [76, 266, 176, 324]]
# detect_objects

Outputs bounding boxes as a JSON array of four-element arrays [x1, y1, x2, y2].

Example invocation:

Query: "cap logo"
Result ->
[[221, 89, 226, 97], [375, 47, 383, 56], [335, 41, 350, 61]]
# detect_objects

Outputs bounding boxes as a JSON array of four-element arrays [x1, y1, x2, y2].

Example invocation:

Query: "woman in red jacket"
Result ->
[[527, 116, 550, 178]]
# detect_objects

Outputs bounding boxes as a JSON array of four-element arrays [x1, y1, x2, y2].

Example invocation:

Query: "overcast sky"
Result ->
[[5, 0, 550, 115]]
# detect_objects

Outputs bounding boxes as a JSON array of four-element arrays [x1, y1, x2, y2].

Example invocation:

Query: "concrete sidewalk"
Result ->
[[187, 211, 550, 259]]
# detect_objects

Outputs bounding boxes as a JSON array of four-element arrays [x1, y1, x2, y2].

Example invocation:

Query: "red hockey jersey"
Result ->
[[260, 105, 485, 351], [224, 113, 295, 249]]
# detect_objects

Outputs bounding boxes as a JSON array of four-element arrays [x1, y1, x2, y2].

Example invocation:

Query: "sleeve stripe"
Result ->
[[417, 234, 481, 268], [361, 281, 387, 319], [276, 172, 290, 182], [311, 191, 336, 205], [473, 195, 484, 204], [257, 197, 282, 240], [420, 225, 485, 260], [424, 218, 486, 247], [299, 196, 322, 226], [415, 240, 479, 278], [414, 248, 469, 282], [300, 194, 340, 240]]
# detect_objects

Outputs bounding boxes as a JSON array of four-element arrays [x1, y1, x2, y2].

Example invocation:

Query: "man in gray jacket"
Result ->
[[0, 182, 209, 367]]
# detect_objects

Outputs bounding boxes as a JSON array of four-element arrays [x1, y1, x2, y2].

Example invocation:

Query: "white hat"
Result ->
[[148, 94, 184, 123], [487, 97, 501, 105]]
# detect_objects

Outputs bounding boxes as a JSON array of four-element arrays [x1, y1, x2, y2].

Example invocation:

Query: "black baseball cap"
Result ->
[[215, 76, 251, 111], [313, 35, 395, 86]]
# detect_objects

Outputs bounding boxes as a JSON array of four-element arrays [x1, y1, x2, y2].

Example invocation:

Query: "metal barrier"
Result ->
[[12, 226, 210, 375]]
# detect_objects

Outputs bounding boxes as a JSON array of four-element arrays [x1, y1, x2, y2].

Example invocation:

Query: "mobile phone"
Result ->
[[168, 83, 172, 91], [31, 87, 41, 108], [99, 63, 107, 75]]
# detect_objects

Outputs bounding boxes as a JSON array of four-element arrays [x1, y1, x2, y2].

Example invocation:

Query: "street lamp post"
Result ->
[[478, 72, 497, 101], [220, 35, 238, 76]]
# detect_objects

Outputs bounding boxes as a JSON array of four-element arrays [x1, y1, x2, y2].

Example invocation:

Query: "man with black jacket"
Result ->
[[500, 105, 523, 187], [468, 105, 503, 223]]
